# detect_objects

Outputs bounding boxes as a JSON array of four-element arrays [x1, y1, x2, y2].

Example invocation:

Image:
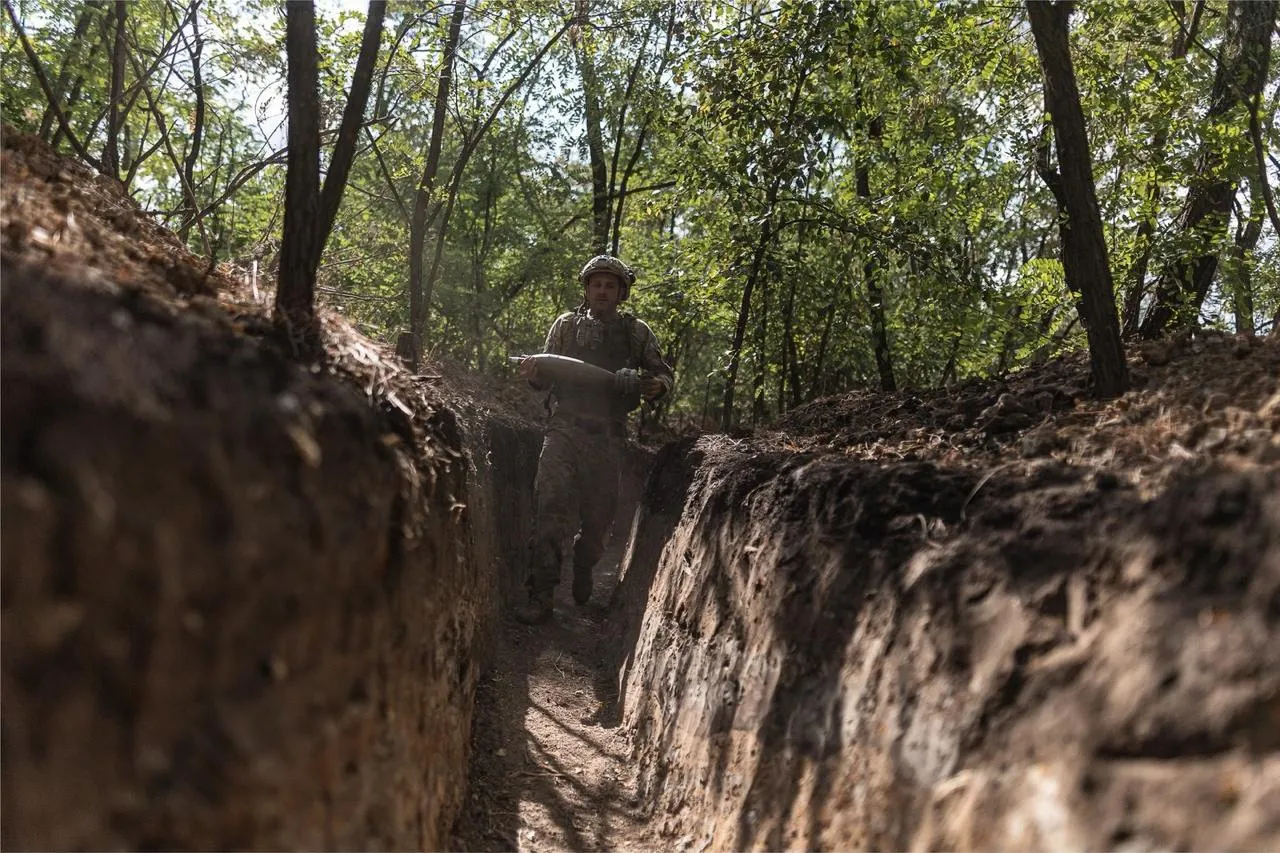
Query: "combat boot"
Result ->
[[514, 590, 553, 625], [572, 563, 593, 605]]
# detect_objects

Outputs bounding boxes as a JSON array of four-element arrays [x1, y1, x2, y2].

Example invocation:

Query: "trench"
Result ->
[[4, 257, 1280, 852], [453, 419, 1266, 853], [5, 129, 1280, 852], [456, 431, 1280, 852]]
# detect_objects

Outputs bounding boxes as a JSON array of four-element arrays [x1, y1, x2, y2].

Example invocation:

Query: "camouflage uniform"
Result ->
[[527, 308, 673, 605]]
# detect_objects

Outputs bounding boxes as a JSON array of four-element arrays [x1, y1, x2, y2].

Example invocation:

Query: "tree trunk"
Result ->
[[104, 0, 127, 181], [1120, 0, 1203, 335], [990, 245, 1027, 374], [275, 0, 323, 357], [779, 256, 800, 414], [607, 16, 653, 253], [723, 202, 775, 429], [407, 0, 466, 348], [419, 17, 574, 341], [856, 134, 895, 392], [609, 9, 677, 256], [751, 269, 771, 425], [1248, 89, 1280, 239], [50, 71, 92, 149], [940, 327, 964, 386], [994, 303, 1025, 375], [317, 0, 385, 251], [722, 63, 813, 428], [576, 2, 610, 254], [98, 4, 188, 162], [1027, 0, 1127, 397], [3, 0, 101, 169], [178, 0, 205, 242], [722, 217, 784, 428], [1140, 0, 1276, 338], [1228, 182, 1264, 334], [808, 292, 838, 400], [1030, 312, 1080, 365]]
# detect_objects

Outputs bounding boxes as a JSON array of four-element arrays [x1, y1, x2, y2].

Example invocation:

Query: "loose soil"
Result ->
[[449, 542, 652, 852], [607, 328, 1279, 849], [452, 326, 1279, 850], [0, 132, 493, 849], [450, 437, 658, 852]]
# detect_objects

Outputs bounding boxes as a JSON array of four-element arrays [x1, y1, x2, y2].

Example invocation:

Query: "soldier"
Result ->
[[514, 255, 674, 625]]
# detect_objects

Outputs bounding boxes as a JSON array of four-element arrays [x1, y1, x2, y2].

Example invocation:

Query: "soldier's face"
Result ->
[[585, 273, 621, 316]]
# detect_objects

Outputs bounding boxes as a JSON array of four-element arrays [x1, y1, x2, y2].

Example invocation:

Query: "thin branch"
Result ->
[[610, 179, 675, 198], [608, 15, 656, 241], [612, 8, 676, 254], [473, 19, 521, 83], [88, 0, 187, 160], [177, 119, 381, 233], [449, 16, 577, 201], [126, 47, 211, 255], [104, 0, 127, 179], [318, 252, 384, 270], [372, 10, 422, 118], [1033, 124, 1067, 208], [38, 1, 104, 139], [362, 125, 410, 221], [317, 285, 398, 303], [179, 0, 207, 238], [1166, 0, 1217, 60], [181, 149, 289, 230], [123, 132, 167, 187], [342, 172, 404, 207]]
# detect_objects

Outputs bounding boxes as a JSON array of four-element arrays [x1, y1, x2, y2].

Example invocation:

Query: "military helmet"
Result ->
[[578, 254, 636, 301]]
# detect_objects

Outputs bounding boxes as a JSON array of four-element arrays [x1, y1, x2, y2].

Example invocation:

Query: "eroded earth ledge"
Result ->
[[3, 258, 487, 849], [616, 427, 1280, 850], [1, 135, 545, 849]]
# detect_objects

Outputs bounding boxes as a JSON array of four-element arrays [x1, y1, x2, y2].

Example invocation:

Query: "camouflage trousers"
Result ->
[[526, 421, 623, 596]]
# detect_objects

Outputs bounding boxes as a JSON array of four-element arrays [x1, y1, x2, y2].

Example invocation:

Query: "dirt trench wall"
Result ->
[[454, 409, 544, 637], [619, 438, 1280, 851], [0, 260, 530, 850]]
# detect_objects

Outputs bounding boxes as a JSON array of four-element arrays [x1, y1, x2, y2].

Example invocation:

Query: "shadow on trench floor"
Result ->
[[450, 542, 653, 852]]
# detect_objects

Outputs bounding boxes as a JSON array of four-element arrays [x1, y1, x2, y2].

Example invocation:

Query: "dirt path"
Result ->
[[452, 540, 653, 852]]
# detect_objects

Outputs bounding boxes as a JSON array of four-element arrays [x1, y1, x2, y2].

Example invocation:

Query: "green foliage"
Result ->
[[4, 0, 1278, 418]]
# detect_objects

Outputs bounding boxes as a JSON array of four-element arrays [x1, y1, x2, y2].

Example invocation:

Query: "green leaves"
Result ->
[[7, 0, 1277, 411]]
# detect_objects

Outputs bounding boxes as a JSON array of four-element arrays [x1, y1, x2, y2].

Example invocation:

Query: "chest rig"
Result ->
[[553, 308, 641, 422], [563, 308, 636, 370]]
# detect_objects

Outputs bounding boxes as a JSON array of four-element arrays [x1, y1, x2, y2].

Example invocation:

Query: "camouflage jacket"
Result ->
[[538, 308, 674, 423]]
